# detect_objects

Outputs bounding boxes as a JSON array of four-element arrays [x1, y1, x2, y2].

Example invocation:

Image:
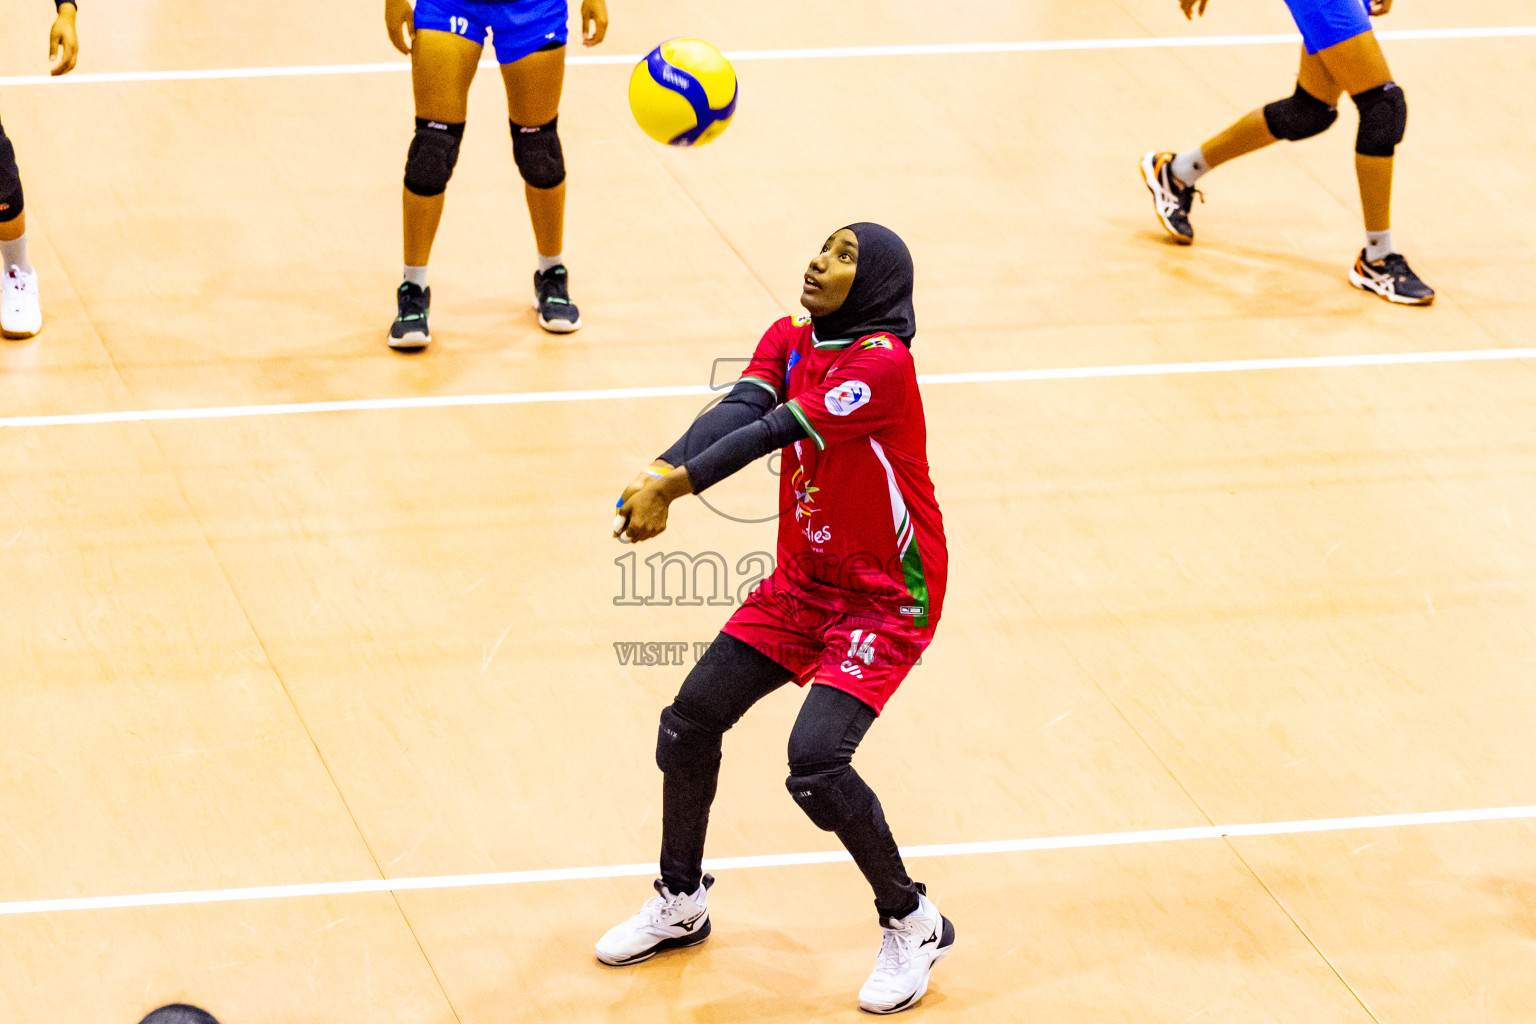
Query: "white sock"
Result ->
[[402, 264, 428, 288], [1170, 148, 1209, 187], [0, 232, 33, 275], [537, 253, 564, 273], [1365, 229, 1394, 263]]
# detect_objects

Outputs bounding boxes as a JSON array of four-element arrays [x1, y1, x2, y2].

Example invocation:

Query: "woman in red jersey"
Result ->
[[596, 223, 954, 1015]]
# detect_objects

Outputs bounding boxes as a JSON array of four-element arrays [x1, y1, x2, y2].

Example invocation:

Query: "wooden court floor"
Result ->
[[3, 1, 1535, 1021]]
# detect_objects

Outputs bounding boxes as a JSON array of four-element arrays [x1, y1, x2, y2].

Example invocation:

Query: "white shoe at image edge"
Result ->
[[1, 264, 41, 338]]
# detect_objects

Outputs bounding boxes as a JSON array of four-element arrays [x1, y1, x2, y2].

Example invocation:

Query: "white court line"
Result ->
[[1, 802, 1532, 917], [2, 347, 1534, 430], [0, 383, 716, 429], [1, 26, 1534, 87]]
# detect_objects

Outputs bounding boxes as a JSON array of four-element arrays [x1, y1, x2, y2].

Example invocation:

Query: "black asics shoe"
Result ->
[[1141, 151, 1200, 245], [1349, 250, 1436, 306], [534, 265, 583, 333], [389, 281, 431, 350]]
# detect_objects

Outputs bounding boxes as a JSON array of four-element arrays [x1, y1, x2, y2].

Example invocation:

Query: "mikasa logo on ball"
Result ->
[[824, 380, 871, 416]]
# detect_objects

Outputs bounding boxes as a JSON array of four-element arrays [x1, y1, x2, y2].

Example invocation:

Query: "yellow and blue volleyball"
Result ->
[[628, 39, 738, 147]]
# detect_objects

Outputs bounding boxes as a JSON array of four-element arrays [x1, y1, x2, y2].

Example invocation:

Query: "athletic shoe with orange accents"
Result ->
[[1348, 250, 1435, 306], [1140, 151, 1199, 245]]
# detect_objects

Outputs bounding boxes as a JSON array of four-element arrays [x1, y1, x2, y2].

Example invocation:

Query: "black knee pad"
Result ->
[[0, 124, 23, 224], [403, 118, 465, 198], [511, 117, 566, 190], [1353, 82, 1407, 157], [655, 704, 722, 774], [1262, 84, 1338, 142], [786, 767, 865, 832]]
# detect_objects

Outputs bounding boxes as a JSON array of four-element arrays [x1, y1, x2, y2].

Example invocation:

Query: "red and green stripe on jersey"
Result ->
[[868, 437, 933, 628], [740, 315, 947, 629]]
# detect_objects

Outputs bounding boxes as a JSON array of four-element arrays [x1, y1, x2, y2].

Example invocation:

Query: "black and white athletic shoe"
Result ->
[[389, 281, 431, 350], [1348, 250, 1435, 306], [534, 264, 583, 333], [1140, 151, 1199, 245], [595, 875, 713, 966], [858, 893, 955, 1014]]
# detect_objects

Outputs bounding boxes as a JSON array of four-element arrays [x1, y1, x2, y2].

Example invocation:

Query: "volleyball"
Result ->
[[628, 39, 738, 147]]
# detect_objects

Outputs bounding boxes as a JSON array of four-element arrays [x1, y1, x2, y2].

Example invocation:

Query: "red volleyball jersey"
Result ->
[[739, 314, 947, 629]]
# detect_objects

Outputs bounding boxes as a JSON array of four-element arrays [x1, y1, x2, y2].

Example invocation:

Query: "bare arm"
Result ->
[[50, 2, 78, 76], [384, 0, 414, 55], [580, 0, 608, 46]]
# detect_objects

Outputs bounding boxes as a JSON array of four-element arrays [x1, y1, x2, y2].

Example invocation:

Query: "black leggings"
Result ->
[[0, 123, 24, 224], [656, 632, 921, 921]]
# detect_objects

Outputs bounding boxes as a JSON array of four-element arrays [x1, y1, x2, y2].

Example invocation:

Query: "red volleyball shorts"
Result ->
[[720, 575, 935, 714]]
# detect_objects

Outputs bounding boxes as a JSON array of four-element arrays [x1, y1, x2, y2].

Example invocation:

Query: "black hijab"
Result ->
[[809, 222, 917, 347]]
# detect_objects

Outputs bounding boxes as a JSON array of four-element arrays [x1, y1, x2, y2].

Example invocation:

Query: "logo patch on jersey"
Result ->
[[784, 349, 801, 393], [791, 465, 820, 520], [861, 336, 894, 350], [792, 313, 812, 326], [824, 380, 871, 417], [900, 605, 925, 617]]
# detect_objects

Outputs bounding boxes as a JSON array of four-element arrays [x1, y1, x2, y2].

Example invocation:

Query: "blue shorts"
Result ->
[[413, 0, 568, 66], [1283, 0, 1373, 54]]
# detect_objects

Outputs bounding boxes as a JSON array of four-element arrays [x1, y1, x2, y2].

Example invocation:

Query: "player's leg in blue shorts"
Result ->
[[387, 0, 604, 350], [387, 0, 493, 350], [1140, 0, 1432, 305], [489, 0, 586, 334], [1283, 0, 1373, 55]]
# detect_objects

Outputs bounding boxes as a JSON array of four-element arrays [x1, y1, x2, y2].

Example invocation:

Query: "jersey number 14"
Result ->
[[846, 629, 879, 666]]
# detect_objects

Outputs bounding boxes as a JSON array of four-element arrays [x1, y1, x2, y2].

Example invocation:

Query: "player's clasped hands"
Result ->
[[613, 462, 690, 544], [616, 484, 670, 543], [618, 462, 670, 509]]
